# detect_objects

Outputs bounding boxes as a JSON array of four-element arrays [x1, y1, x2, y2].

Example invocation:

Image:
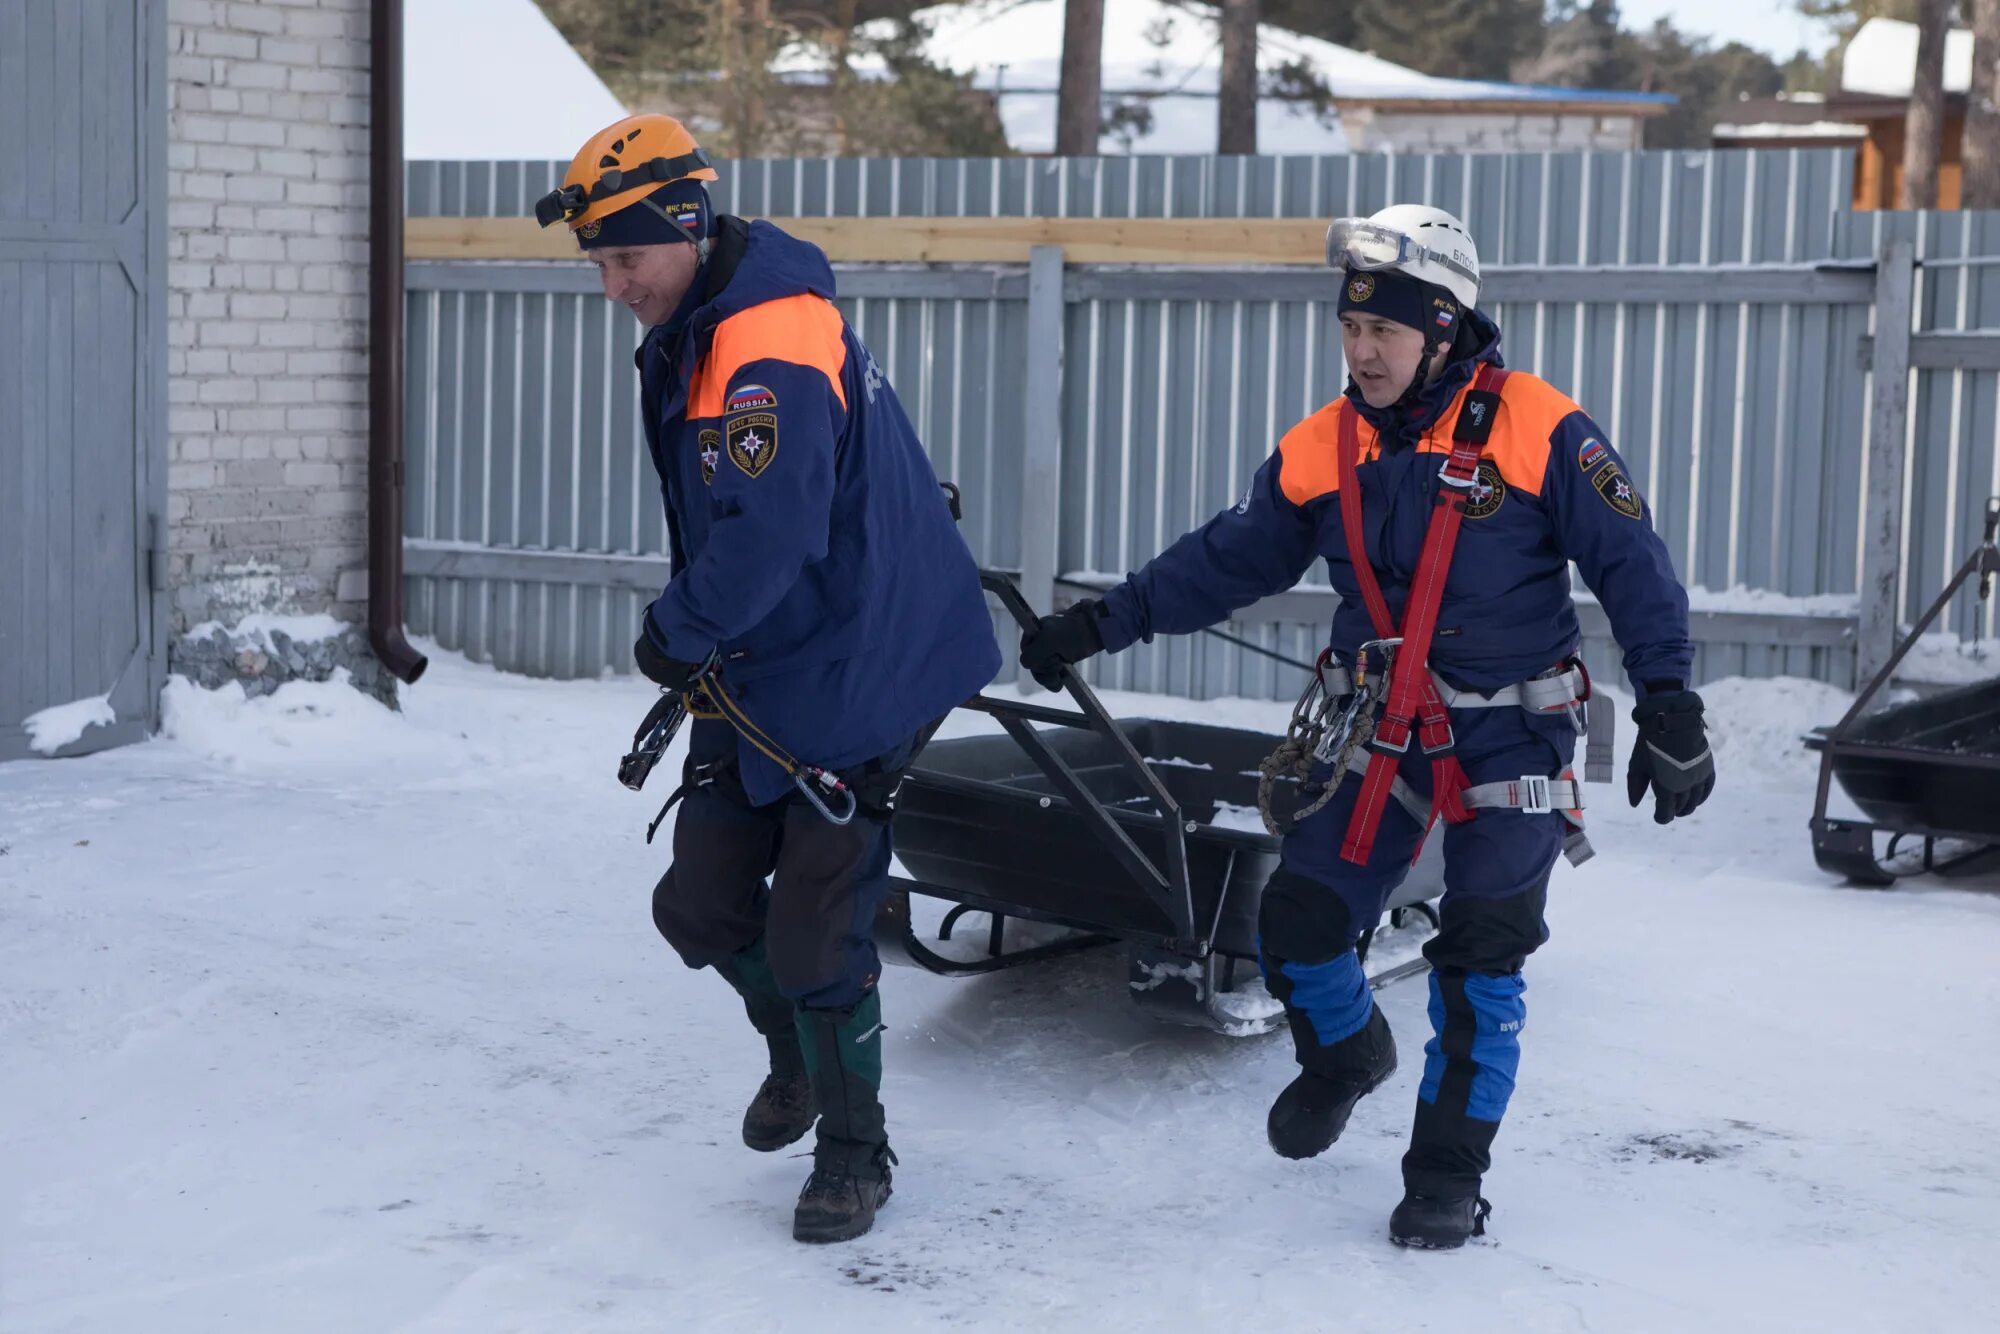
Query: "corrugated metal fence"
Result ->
[[400, 150, 2000, 698]]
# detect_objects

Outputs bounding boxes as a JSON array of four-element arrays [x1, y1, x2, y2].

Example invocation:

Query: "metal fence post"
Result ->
[[1858, 237, 1916, 692], [1016, 244, 1068, 680]]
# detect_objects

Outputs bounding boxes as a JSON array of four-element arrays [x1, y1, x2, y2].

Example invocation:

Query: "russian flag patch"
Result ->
[[726, 384, 777, 413], [1578, 437, 1608, 472]]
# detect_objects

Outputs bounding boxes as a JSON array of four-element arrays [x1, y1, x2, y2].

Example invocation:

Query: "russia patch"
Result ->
[[726, 383, 777, 413], [725, 412, 778, 478], [1578, 437, 1608, 473]]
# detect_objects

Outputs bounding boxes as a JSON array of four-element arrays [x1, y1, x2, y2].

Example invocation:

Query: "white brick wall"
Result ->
[[165, 0, 372, 633]]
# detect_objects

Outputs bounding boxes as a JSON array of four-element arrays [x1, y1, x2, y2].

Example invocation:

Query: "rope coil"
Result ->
[[1256, 643, 1394, 836]]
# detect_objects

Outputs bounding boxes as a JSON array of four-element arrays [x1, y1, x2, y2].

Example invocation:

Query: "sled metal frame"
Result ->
[[1810, 498, 2000, 886], [874, 573, 1440, 1017], [873, 888, 1117, 977], [875, 571, 1201, 982]]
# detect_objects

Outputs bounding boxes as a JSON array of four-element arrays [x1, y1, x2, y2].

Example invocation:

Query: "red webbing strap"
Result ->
[[1337, 365, 1510, 866], [1336, 406, 1396, 639]]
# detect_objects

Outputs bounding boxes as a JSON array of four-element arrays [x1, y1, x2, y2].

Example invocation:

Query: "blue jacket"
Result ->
[[1099, 311, 1693, 697], [638, 217, 1000, 803]]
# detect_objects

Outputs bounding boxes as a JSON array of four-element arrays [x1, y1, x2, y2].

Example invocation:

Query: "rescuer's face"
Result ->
[[591, 242, 699, 327], [1340, 312, 1435, 409]]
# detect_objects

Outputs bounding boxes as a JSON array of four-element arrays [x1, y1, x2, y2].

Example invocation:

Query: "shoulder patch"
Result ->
[[1592, 462, 1644, 520], [726, 383, 777, 414], [1577, 437, 1607, 473], [698, 429, 720, 485], [1462, 459, 1506, 519], [725, 413, 778, 478]]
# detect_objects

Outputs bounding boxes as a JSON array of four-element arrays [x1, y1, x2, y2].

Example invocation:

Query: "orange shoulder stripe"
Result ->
[[1278, 401, 1366, 506], [692, 293, 849, 418], [1483, 373, 1577, 496]]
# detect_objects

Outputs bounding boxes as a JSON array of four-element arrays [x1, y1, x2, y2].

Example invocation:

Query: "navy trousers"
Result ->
[[652, 719, 926, 1010], [1257, 704, 1579, 1194]]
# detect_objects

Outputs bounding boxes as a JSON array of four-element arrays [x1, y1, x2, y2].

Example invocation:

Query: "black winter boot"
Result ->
[[713, 940, 815, 1153], [1389, 1190, 1492, 1249], [1267, 1001, 1398, 1160], [793, 990, 894, 1244]]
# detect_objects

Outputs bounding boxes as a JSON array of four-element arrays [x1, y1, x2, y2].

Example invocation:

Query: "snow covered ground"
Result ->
[[4, 650, 1997, 1333]]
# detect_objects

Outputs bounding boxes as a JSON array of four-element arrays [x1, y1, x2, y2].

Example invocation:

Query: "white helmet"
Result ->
[[1326, 204, 1481, 310]]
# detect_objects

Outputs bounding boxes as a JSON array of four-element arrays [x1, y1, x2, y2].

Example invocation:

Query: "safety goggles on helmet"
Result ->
[[1325, 218, 1479, 294], [534, 148, 714, 228]]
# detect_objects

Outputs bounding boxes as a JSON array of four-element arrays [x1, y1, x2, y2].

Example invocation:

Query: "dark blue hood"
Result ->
[[641, 217, 839, 366], [697, 218, 836, 327], [1346, 306, 1505, 451]]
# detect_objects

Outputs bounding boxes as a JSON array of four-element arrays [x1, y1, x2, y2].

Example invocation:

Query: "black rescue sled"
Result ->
[[875, 573, 1443, 1033], [1808, 497, 2000, 885]]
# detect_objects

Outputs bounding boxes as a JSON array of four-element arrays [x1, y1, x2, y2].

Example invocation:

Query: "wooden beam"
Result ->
[[405, 215, 1335, 265]]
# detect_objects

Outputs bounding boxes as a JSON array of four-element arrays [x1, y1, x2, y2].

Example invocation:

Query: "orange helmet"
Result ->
[[533, 114, 718, 231]]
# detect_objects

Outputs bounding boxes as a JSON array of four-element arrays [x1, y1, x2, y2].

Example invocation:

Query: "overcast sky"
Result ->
[[1616, 0, 1840, 59]]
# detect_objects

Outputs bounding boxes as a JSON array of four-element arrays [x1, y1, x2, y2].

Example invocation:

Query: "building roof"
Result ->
[[1840, 16, 1975, 100], [1713, 120, 1868, 144], [405, 0, 628, 161], [789, 0, 1673, 155], [1712, 94, 1868, 145]]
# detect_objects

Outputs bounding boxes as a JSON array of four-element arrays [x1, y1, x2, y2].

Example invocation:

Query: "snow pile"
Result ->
[[20, 694, 117, 756], [1208, 800, 1269, 834], [180, 611, 348, 653], [159, 671, 434, 772], [1899, 631, 1997, 687], [1681, 584, 1858, 617], [1665, 676, 1850, 784]]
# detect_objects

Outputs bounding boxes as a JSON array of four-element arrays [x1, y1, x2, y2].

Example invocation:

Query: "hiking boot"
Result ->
[[793, 1143, 896, 1244], [1389, 1191, 1492, 1249], [794, 991, 894, 1243], [742, 1068, 814, 1152], [713, 939, 815, 1152], [1267, 1001, 1398, 1160]]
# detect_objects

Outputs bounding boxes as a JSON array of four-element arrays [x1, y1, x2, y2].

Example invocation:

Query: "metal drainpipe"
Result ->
[[368, 0, 426, 684]]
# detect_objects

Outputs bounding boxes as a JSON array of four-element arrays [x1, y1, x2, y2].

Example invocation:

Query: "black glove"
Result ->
[[1626, 686, 1716, 825], [633, 617, 704, 692], [1019, 600, 1108, 691]]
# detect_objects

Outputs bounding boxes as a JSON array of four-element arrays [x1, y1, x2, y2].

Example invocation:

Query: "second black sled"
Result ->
[[1808, 497, 2000, 886]]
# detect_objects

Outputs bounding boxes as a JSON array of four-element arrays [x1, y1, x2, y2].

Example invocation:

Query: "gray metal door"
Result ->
[[0, 0, 166, 762]]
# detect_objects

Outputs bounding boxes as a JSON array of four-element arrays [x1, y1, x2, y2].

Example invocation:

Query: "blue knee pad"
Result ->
[[1418, 970, 1526, 1122], [1262, 949, 1373, 1046]]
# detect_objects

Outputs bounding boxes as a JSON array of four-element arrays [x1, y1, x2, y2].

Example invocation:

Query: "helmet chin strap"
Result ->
[[1390, 332, 1454, 413]]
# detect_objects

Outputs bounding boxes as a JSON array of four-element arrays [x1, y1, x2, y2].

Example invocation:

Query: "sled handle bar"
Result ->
[[962, 571, 1202, 954]]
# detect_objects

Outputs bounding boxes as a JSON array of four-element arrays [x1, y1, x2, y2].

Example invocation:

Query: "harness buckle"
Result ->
[[1518, 774, 1554, 815], [1438, 456, 1479, 489]]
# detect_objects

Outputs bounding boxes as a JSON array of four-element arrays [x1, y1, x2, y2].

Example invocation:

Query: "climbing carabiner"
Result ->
[[794, 769, 859, 827]]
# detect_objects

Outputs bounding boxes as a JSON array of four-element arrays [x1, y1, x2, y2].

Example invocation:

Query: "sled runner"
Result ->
[[875, 573, 1443, 1032], [1809, 498, 2000, 885]]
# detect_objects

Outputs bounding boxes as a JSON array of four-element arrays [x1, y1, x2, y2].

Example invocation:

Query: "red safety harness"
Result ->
[[1334, 363, 1510, 866]]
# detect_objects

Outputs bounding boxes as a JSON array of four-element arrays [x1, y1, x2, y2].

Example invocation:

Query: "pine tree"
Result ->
[[1345, 0, 1547, 82]]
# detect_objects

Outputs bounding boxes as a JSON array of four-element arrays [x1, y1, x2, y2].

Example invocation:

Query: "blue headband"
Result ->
[[575, 179, 713, 251], [1337, 266, 1460, 341]]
